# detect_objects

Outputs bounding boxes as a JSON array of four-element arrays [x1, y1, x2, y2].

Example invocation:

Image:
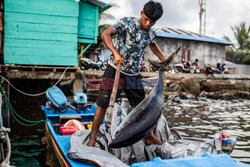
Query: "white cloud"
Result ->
[[102, 0, 250, 42]]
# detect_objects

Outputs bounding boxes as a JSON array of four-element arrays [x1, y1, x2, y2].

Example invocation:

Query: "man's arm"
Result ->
[[148, 42, 166, 62], [101, 27, 123, 66]]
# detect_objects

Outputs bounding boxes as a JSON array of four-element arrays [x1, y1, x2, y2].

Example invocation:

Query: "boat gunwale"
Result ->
[[43, 105, 96, 167], [45, 121, 71, 167]]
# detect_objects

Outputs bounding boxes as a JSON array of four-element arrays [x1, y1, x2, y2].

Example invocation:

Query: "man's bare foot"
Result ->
[[86, 139, 95, 147], [86, 106, 107, 147], [145, 131, 163, 145]]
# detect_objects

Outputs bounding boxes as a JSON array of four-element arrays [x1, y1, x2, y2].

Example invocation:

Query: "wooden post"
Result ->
[[105, 64, 121, 128], [73, 79, 83, 94]]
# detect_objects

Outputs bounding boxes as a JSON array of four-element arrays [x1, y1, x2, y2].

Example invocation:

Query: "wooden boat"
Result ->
[[42, 105, 97, 167], [42, 84, 241, 167], [42, 105, 245, 167]]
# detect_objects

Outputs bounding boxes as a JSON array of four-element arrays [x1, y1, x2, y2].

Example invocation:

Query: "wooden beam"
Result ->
[[5, 71, 77, 80]]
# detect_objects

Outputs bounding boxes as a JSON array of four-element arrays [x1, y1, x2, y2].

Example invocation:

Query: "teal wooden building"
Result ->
[[4, 0, 110, 66]]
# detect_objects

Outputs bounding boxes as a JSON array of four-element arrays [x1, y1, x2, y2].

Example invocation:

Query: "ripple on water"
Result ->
[[165, 98, 250, 164]]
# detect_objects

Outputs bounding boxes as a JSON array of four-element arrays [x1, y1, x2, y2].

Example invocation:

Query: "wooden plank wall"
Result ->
[[78, 1, 99, 44], [4, 0, 79, 66]]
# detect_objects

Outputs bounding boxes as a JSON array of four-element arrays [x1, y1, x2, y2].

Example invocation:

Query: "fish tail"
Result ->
[[161, 46, 181, 69], [148, 46, 181, 71]]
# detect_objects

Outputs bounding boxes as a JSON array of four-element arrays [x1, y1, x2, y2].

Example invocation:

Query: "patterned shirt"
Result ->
[[109, 17, 156, 75]]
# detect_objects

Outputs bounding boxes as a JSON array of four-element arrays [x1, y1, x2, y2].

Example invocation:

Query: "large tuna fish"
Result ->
[[109, 46, 181, 148]]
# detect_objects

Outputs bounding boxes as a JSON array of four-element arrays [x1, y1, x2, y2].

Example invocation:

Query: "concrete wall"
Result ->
[[234, 64, 250, 75], [144, 37, 226, 69]]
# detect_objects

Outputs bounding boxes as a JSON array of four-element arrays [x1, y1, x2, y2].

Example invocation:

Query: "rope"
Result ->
[[145, 87, 151, 97], [0, 67, 69, 97], [162, 70, 181, 110], [0, 129, 11, 166], [0, 87, 50, 127], [162, 87, 181, 110], [108, 61, 139, 77]]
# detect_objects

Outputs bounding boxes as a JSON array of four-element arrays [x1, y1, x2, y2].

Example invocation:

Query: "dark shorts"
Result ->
[[96, 64, 145, 108]]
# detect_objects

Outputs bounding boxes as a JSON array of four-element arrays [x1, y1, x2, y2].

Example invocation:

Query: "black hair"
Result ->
[[143, 1, 163, 21]]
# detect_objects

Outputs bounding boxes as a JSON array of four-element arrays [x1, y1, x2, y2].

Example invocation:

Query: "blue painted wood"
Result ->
[[78, 38, 96, 44], [5, 29, 77, 42], [78, 24, 96, 38], [95, 7, 99, 38], [79, 2, 97, 19], [79, 19, 96, 28], [5, 47, 76, 58], [5, 39, 77, 50], [5, 21, 77, 34], [78, 1, 99, 43], [4, 0, 78, 66], [5, 56, 77, 66], [4, 0, 103, 66], [5, 12, 78, 26], [5, 0, 79, 17]]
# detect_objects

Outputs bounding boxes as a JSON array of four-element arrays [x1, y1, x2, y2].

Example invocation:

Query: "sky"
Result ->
[[101, 0, 250, 44]]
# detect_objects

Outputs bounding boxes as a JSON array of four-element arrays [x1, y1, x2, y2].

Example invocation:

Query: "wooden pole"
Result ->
[[105, 63, 121, 128]]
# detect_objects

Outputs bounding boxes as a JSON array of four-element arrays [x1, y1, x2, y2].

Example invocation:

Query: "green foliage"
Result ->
[[231, 22, 250, 50], [224, 22, 250, 64], [96, 24, 112, 49], [222, 35, 232, 43], [99, 24, 112, 36], [223, 35, 236, 50], [95, 3, 118, 50], [243, 54, 250, 64], [226, 46, 249, 64], [98, 3, 119, 36]]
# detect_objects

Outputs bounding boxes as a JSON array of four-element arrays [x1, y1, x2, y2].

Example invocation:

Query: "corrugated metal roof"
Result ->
[[156, 28, 232, 45], [86, 0, 111, 12]]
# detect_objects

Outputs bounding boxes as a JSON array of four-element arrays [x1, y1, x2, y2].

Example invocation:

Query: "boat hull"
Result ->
[[42, 105, 97, 167], [45, 122, 71, 167]]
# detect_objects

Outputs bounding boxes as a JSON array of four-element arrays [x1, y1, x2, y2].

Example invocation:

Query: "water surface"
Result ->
[[164, 98, 250, 164]]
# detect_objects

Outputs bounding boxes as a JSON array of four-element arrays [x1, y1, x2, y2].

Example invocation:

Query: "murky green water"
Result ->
[[9, 105, 47, 167], [164, 97, 250, 164], [9, 98, 250, 166]]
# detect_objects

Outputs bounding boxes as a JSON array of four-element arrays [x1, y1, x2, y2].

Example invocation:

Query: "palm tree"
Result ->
[[223, 35, 235, 50], [224, 22, 250, 64], [97, 24, 112, 49], [96, 3, 118, 50], [98, 12, 115, 37], [223, 22, 250, 50], [231, 22, 250, 50]]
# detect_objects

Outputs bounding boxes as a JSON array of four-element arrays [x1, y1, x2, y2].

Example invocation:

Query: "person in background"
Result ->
[[221, 63, 227, 74], [217, 62, 223, 73], [205, 64, 214, 77], [192, 59, 200, 73], [192, 59, 199, 66], [183, 59, 191, 69]]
